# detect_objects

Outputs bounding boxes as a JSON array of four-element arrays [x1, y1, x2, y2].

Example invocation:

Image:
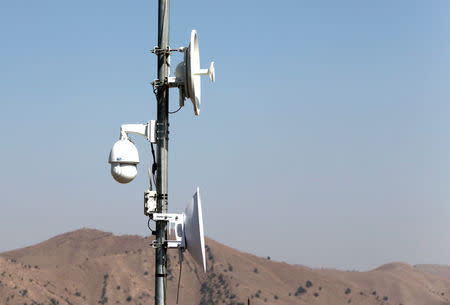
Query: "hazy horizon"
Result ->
[[1, 0, 449, 271]]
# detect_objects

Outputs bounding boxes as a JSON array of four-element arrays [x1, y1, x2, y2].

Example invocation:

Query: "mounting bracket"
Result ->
[[120, 121, 156, 143], [152, 213, 185, 248]]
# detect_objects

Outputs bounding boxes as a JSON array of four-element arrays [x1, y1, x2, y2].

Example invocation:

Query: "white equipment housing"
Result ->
[[152, 187, 206, 272], [144, 190, 157, 215]]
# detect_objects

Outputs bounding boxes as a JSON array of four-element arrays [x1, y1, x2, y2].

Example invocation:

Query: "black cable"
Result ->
[[147, 167, 153, 191], [176, 250, 184, 304], [152, 173, 157, 191], [152, 82, 158, 97], [150, 143, 157, 167], [169, 105, 182, 114], [147, 218, 155, 235], [150, 143, 158, 188], [164, 249, 168, 303]]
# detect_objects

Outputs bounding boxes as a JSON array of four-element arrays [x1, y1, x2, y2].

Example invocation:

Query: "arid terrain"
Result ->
[[0, 229, 449, 305]]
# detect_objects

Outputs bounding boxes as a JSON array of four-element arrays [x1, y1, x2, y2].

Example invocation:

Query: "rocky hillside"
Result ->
[[0, 229, 449, 305]]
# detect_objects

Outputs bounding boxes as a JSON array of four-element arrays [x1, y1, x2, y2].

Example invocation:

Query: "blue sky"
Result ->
[[1, 0, 449, 270]]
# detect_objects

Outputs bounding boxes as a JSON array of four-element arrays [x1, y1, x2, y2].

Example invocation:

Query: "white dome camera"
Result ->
[[108, 139, 140, 184]]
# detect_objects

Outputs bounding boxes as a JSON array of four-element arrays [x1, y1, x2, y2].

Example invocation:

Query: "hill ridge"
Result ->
[[0, 228, 449, 305]]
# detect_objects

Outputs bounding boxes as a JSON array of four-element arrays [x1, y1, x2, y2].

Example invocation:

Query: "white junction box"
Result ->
[[144, 190, 157, 215]]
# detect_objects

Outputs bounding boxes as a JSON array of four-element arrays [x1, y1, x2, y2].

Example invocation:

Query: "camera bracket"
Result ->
[[120, 120, 156, 143]]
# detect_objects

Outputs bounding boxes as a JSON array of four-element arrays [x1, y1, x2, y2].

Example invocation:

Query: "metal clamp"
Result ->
[[157, 193, 168, 200], [151, 240, 163, 248], [155, 122, 169, 141], [151, 46, 171, 56], [152, 77, 180, 92], [151, 46, 186, 55], [152, 78, 166, 89]]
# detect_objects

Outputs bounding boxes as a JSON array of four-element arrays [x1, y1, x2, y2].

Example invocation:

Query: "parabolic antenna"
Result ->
[[183, 187, 206, 272], [184, 30, 215, 116]]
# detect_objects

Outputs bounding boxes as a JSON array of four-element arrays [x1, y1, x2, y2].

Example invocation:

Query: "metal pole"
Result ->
[[155, 0, 170, 305]]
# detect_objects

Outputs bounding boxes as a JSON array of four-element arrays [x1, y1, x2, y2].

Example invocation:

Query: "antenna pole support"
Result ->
[[154, 0, 170, 305]]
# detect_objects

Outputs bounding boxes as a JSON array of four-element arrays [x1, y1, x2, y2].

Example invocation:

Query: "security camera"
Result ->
[[108, 121, 156, 184], [108, 139, 140, 184]]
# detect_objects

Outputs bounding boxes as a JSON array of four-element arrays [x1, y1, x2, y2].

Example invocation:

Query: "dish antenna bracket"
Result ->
[[150, 30, 215, 116], [147, 188, 206, 272]]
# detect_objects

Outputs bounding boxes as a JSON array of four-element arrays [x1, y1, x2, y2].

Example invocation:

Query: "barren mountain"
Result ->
[[0, 229, 449, 305], [415, 264, 450, 280]]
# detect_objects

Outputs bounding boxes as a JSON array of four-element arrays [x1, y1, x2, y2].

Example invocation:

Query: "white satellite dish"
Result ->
[[183, 30, 215, 116], [150, 187, 206, 272], [183, 187, 206, 272]]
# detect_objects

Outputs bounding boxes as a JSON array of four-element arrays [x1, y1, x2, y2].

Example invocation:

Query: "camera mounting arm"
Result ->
[[120, 120, 156, 143]]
